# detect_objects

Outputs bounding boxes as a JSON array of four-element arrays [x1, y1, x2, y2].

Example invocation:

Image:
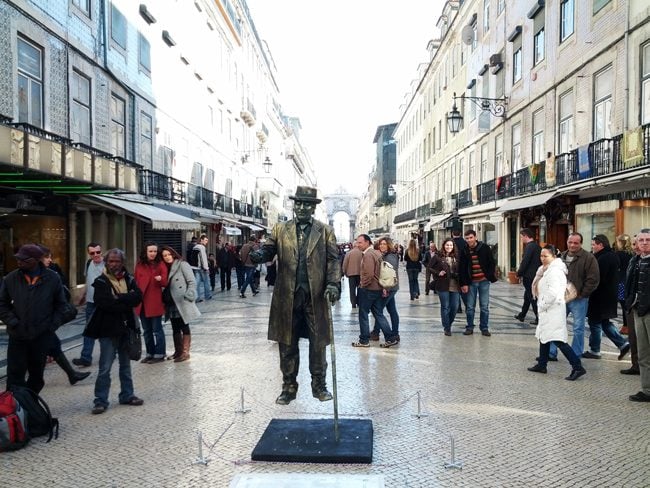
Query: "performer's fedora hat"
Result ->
[[289, 186, 321, 204]]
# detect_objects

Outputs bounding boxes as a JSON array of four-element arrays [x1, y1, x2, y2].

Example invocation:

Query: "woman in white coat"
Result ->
[[527, 245, 586, 381], [161, 246, 201, 362]]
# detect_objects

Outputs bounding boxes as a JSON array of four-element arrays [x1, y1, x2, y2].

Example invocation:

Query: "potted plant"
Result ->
[[507, 269, 519, 284]]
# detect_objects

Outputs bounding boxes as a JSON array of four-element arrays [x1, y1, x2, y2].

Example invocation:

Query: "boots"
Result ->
[[55, 353, 91, 385], [167, 332, 183, 360], [174, 334, 191, 362]]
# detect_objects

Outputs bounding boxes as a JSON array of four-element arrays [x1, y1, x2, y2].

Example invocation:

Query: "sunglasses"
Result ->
[[88, 251, 102, 255]]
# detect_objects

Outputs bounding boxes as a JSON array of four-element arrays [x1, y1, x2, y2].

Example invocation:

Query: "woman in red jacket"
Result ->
[[134, 242, 168, 363]]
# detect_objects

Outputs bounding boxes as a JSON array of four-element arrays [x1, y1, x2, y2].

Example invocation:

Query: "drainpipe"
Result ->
[[623, 0, 630, 131]]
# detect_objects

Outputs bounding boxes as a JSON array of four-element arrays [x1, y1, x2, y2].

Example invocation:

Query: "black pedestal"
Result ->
[[251, 418, 373, 463]]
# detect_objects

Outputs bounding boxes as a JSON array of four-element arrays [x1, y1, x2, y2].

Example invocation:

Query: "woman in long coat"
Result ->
[[161, 246, 200, 362], [134, 242, 168, 363], [428, 238, 461, 336], [528, 245, 586, 381]]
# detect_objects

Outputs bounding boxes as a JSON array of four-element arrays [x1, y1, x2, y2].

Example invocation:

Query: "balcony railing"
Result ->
[[457, 188, 472, 208]]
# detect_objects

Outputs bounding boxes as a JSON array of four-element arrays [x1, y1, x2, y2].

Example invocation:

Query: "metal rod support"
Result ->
[[326, 303, 340, 442]]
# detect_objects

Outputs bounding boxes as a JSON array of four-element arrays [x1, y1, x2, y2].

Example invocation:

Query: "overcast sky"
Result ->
[[246, 1, 443, 198]]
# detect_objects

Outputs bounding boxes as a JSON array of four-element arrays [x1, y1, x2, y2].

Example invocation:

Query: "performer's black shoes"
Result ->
[[275, 390, 297, 405], [312, 388, 333, 402]]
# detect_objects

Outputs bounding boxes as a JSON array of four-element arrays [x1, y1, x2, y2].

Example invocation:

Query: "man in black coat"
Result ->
[[515, 228, 542, 325], [584, 234, 630, 360], [217, 242, 233, 291], [0, 244, 67, 393]]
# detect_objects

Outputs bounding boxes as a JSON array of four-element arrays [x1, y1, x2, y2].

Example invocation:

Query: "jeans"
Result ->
[[140, 314, 165, 358], [438, 291, 460, 331], [384, 289, 399, 336], [193, 269, 212, 300], [406, 269, 421, 299], [240, 267, 257, 294], [347, 275, 360, 307], [537, 341, 582, 369], [465, 280, 491, 331], [79, 301, 97, 363], [550, 297, 588, 358], [94, 336, 134, 408], [358, 288, 392, 343], [587, 318, 628, 354]]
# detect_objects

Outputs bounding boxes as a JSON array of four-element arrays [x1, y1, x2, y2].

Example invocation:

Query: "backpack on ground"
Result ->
[[9, 386, 59, 443], [378, 260, 398, 289], [0, 390, 29, 452], [187, 247, 201, 268]]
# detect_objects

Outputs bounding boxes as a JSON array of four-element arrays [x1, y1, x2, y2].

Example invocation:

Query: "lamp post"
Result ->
[[446, 92, 508, 134]]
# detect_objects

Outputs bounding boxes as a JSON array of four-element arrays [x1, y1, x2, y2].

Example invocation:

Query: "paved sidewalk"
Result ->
[[1, 271, 648, 487]]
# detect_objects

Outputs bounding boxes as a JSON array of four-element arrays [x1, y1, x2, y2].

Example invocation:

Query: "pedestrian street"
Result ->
[[1, 269, 649, 487]]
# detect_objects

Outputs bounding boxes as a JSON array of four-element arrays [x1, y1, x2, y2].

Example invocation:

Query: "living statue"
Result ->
[[250, 186, 341, 405]]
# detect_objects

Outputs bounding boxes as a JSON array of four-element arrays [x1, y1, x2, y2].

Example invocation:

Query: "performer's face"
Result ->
[[294, 201, 316, 224]]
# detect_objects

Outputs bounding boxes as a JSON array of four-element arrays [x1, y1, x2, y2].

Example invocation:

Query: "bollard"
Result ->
[[235, 387, 251, 414], [443, 435, 463, 469], [192, 431, 211, 466], [412, 390, 429, 418]]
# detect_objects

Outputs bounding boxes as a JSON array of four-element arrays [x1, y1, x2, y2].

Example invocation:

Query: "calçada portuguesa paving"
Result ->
[[1, 269, 649, 487]]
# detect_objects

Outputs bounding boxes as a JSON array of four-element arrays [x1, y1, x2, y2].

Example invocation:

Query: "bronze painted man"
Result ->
[[251, 186, 341, 405]]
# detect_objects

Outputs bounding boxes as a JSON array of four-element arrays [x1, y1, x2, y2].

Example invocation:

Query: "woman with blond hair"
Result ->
[[404, 239, 422, 300]]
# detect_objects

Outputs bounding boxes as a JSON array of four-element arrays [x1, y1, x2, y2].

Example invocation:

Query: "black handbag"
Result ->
[[127, 325, 142, 361], [162, 286, 174, 305]]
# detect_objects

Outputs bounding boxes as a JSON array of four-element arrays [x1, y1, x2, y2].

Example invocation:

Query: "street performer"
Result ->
[[250, 185, 341, 405]]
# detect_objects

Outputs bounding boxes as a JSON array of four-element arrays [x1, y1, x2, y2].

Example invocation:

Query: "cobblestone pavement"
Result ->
[[1, 270, 649, 487]]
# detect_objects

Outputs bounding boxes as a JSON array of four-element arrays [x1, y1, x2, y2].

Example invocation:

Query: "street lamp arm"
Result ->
[[455, 93, 508, 117]]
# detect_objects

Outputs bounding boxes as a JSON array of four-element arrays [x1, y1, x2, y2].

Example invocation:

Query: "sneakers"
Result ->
[[463, 329, 473, 335], [481, 329, 491, 337], [444, 329, 452, 336], [565, 367, 586, 381], [72, 358, 91, 367], [380, 339, 399, 348], [91, 405, 107, 415], [629, 391, 650, 402], [351, 341, 370, 348], [239, 293, 246, 298], [119, 396, 144, 406], [582, 351, 601, 359]]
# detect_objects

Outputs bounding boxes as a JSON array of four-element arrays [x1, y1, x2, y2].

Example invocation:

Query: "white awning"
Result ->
[[194, 212, 221, 223], [221, 217, 243, 226], [225, 226, 242, 235], [247, 223, 265, 232], [425, 213, 452, 231], [89, 196, 200, 230], [496, 191, 557, 213]]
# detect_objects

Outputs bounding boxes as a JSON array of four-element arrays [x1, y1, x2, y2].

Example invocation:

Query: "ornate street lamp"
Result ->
[[263, 156, 272, 173], [446, 92, 508, 134]]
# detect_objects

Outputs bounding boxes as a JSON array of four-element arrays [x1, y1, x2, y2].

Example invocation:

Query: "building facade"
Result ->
[[0, 0, 315, 293], [390, 0, 650, 276]]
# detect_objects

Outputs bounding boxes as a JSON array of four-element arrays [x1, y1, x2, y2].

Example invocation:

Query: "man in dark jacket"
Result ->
[[83, 248, 144, 414], [0, 244, 67, 393], [625, 229, 650, 402], [515, 228, 542, 325], [217, 243, 233, 291], [459, 230, 497, 336], [584, 235, 630, 360], [250, 186, 341, 405]]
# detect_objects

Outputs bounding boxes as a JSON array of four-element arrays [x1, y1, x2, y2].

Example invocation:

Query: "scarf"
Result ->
[[103, 268, 128, 295]]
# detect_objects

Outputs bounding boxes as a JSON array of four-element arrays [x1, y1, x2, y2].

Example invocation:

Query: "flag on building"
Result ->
[[578, 145, 591, 179], [622, 127, 644, 168], [545, 154, 556, 186]]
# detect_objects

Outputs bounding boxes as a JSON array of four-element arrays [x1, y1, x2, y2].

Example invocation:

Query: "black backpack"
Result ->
[[10, 386, 59, 443], [187, 247, 200, 267]]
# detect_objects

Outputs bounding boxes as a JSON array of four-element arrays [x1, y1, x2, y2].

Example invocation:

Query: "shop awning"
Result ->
[[89, 196, 200, 230], [194, 212, 221, 223], [221, 217, 243, 226], [246, 223, 265, 232], [424, 213, 452, 231], [225, 226, 242, 236], [495, 191, 557, 213]]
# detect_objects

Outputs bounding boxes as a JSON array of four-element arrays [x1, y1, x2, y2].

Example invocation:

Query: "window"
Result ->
[[459, 156, 465, 188], [593, 66, 612, 140], [17, 37, 43, 128], [532, 8, 545, 65], [560, 0, 574, 43], [643, 43, 650, 125], [593, 0, 611, 14], [469, 150, 476, 186], [495, 133, 503, 175], [72, 0, 91, 16], [558, 90, 574, 153], [497, 0, 505, 15], [140, 112, 152, 166], [483, 0, 490, 33], [480, 143, 488, 183], [138, 34, 151, 73], [161, 146, 173, 175], [71, 70, 91, 145], [511, 123, 521, 171], [470, 85, 477, 121], [512, 35, 522, 84], [111, 5, 127, 49], [110, 94, 126, 157], [532, 109, 544, 164], [471, 21, 478, 51]]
